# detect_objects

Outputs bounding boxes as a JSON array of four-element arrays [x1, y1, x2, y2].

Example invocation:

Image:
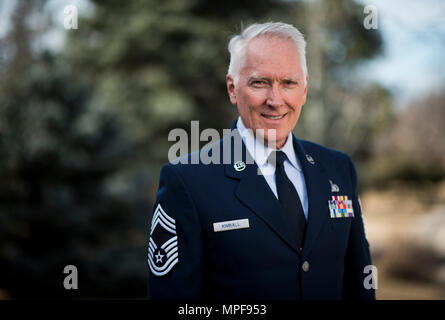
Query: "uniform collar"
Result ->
[[236, 117, 302, 172]]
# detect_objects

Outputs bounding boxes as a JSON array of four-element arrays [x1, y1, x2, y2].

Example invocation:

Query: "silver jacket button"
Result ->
[[302, 261, 310, 272]]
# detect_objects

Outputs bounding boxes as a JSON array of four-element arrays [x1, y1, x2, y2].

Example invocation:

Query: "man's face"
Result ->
[[227, 36, 308, 149]]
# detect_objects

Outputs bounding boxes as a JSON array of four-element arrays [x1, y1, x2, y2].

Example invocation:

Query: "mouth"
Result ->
[[261, 113, 287, 121]]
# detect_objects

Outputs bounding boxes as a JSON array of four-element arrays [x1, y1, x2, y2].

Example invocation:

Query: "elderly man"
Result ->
[[147, 22, 375, 300]]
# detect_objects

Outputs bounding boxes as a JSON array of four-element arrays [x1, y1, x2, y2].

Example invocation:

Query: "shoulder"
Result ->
[[299, 139, 352, 163], [160, 137, 226, 179], [297, 138, 355, 174]]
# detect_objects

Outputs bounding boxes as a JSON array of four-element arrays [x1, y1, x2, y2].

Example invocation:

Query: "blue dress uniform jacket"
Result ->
[[147, 123, 375, 300]]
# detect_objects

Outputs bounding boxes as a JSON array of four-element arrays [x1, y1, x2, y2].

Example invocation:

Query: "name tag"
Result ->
[[213, 219, 250, 232]]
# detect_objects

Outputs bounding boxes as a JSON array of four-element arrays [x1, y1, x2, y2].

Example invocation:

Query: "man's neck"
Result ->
[[236, 117, 288, 150]]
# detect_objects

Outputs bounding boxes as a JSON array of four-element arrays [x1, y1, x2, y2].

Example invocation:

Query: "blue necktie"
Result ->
[[271, 151, 306, 250]]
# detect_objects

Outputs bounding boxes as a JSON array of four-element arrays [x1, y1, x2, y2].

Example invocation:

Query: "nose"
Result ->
[[266, 83, 285, 108]]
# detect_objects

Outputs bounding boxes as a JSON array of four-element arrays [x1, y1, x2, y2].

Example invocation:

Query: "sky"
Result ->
[[355, 0, 445, 106], [1, 0, 444, 107]]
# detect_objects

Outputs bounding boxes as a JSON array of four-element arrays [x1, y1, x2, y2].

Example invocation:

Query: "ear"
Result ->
[[226, 74, 237, 105]]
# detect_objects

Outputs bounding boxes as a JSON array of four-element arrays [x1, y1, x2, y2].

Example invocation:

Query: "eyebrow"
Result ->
[[282, 77, 299, 81], [248, 76, 300, 82], [248, 76, 270, 82], [247, 76, 300, 84]]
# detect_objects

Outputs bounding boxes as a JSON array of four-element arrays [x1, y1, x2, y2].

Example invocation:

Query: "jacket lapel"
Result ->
[[292, 136, 331, 257], [223, 128, 301, 253]]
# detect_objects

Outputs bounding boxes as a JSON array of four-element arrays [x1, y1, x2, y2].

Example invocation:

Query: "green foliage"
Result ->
[[0, 52, 149, 297]]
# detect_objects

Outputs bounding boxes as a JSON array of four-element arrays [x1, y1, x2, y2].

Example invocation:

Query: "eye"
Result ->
[[283, 80, 298, 87], [249, 79, 269, 87]]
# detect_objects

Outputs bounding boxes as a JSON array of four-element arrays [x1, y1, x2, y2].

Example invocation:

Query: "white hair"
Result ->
[[228, 22, 307, 86]]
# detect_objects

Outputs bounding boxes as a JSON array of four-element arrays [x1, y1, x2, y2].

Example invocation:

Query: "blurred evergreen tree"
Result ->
[[0, 1, 148, 298], [0, 50, 151, 297]]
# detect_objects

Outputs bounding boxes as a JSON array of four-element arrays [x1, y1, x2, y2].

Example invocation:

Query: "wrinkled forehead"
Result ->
[[242, 36, 303, 78]]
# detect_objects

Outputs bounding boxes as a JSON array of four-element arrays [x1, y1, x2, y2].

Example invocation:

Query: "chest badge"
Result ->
[[329, 180, 340, 192], [328, 196, 354, 218]]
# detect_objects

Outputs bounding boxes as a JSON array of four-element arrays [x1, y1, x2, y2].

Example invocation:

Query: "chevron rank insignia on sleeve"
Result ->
[[148, 203, 179, 276]]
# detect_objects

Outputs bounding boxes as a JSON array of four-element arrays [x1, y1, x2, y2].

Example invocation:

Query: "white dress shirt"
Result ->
[[236, 117, 309, 220]]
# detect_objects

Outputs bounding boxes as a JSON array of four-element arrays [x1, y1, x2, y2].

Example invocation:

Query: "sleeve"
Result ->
[[342, 156, 376, 300], [147, 163, 203, 300]]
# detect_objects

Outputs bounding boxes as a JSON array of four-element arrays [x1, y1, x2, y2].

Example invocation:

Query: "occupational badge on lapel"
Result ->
[[234, 161, 246, 171], [305, 154, 315, 164], [148, 203, 179, 276], [328, 196, 354, 218]]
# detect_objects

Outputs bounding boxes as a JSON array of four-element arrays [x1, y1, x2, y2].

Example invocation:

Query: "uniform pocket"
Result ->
[[330, 217, 353, 231]]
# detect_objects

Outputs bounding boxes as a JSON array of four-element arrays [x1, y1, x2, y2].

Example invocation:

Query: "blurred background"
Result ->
[[0, 0, 444, 299]]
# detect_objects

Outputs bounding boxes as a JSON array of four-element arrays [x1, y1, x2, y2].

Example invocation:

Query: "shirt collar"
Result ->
[[236, 116, 302, 171]]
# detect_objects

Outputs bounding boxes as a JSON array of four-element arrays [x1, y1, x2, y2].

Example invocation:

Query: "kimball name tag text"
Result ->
[[213, 219, 250, 232]]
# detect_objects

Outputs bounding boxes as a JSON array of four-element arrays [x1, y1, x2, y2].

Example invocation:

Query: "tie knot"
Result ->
[[270, 150, 287, 166]]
